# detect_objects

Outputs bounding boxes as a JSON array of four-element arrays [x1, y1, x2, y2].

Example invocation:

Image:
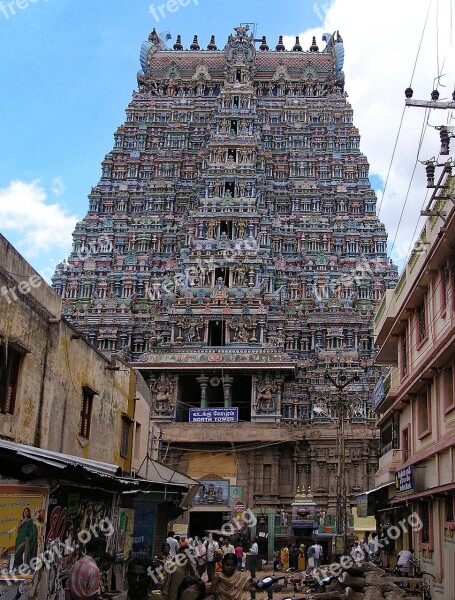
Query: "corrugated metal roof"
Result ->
[[0, 439, 198, 491], [0, 439, 122, 477], [136, 458, 200, 487]]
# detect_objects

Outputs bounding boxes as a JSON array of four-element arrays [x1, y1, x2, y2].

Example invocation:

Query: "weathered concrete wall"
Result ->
[[0, 234, 135, 471], [131, 372, 151, 474]]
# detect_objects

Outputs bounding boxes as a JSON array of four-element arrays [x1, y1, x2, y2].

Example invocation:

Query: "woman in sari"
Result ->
[[280, 546, 289, 571], [13, 508, 38, 569], [210, 553, 256, 600], [297, 544, 305, 571]]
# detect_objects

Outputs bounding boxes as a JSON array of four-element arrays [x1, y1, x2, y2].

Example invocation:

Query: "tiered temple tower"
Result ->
[[53, 25, 397, 549]]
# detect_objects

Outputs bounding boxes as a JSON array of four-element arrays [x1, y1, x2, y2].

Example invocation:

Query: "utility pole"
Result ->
[[324, 370, 360, 556]]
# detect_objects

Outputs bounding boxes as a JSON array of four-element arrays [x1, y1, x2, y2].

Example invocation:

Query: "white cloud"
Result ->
[[284, 0, 455, 269], [0, 179, 79, 259], [50, 176, 65, 197]]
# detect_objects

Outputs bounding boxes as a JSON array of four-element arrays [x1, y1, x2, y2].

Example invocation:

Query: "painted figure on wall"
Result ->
[[13, 507, 38, 569]]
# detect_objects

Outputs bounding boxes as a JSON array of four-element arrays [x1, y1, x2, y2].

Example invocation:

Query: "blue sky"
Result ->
[[0, 0, 453, 279]]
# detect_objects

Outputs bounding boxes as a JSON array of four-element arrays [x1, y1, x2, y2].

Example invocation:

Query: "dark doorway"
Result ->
[[230, 120, 238, 134], [208, 320, 225, 346], [224, 181, 235, 197], [232, 375, 252, 421], [219, 222, 233, 239], [189, 511, 224, 538], [228, 149, 237, 162], [215, 266, 229, 285]]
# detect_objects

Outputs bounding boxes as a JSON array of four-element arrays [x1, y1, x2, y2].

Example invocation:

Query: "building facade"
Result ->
[[0, 233, 135, 471], [52, 26, 397, 554], [373, 167, 455, 599]]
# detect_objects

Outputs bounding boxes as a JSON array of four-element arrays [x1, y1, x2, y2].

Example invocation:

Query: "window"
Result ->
[[134, 423, 142, 460], [417, 387, 431, 438], [0, 344, 23, 415], [416, 299, 427, 343], [445, 496, 454, 523], [263, 464, 272, 494], [79, 388, 94, 438], [419, 501, 432, 547], [441, 265, 449, 310], [120, 417, 131, 458], [443, 365, 454, 412], [400, 329, 408, 377], [380, 413, 399, 455], [401, 426, 410, 462]]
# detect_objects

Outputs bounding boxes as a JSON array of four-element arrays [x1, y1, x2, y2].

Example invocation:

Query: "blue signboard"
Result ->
[[189, 407, 238, 422], [395, 465, 414, 496]]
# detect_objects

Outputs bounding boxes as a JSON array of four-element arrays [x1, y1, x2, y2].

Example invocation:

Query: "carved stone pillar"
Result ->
[[258, 320, 266, 344], [222, 375, 234, 408], [196, 374, 210, 408], [292, 442, 299, 491], [296, 464, 303, 489], [317, 460, 326, 493], [304, 464, 311, 490], [272, 448, 281, 496], [275, 377, 283, 416]]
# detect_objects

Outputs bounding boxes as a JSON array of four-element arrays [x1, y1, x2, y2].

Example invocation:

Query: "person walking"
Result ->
[[234, 541, 243, 572], [195, 540, 207, 578], [205, 538, 219, 583], [280, 546, 289, 571], [306, 544, 315, 572], [248, 539, 258, 579], [289, 544, 299, 570], [68, 537, 106, 600], [113, 555, 154, 600], [210, 554, 256, 600], [166, 532, 180, 557], [397, 548, 414, 576], [222, 539, 235, 557], [297, 544, 305, 571], [312, 542, 323, 568]]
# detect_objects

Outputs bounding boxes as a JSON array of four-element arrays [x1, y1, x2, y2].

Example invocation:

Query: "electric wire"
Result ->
[[436, 0, 440, 87], [388, 107, 430, 259], [377, 0, 433, 218]]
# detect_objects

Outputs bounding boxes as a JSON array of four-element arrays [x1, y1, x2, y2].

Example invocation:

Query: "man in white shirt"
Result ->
[[166, 531, 179, 557], [205, 537, 219, 582], [312, 542, 323, 568], [397, 548, 414, 576], [248, 538, 259, 578], [222, 538, 235, 556]]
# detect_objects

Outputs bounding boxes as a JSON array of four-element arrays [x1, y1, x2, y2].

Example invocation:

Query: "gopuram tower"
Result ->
[[53, 26, 397, 552]]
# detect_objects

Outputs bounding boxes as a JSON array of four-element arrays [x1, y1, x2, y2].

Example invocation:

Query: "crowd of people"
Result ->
[[66, 532, 260, 600], [65, 529, 416, 600]]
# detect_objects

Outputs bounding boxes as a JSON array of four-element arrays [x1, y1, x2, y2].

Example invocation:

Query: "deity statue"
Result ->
[[233, 263, 245, 286], [151, 374, 174, 415], [236, 220, 246, 240], [255, 373, 277, 413], [230, 320, 248, 343]]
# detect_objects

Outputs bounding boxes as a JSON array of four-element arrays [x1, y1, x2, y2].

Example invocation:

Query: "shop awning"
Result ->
[[356, 482, 394, 517], [135, 457, 200, 487], [0, 439, 122, 478], [0, 440, 198, 497], [357, 482, 394, 497]]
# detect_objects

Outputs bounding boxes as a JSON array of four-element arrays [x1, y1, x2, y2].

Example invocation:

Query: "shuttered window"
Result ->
[[79, 389, 94, 438], [0, 345, 22, 415], [120, 418, 130, 458]]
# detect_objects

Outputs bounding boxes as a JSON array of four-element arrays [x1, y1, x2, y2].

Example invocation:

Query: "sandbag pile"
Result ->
[[303, 561, 424, 599]]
